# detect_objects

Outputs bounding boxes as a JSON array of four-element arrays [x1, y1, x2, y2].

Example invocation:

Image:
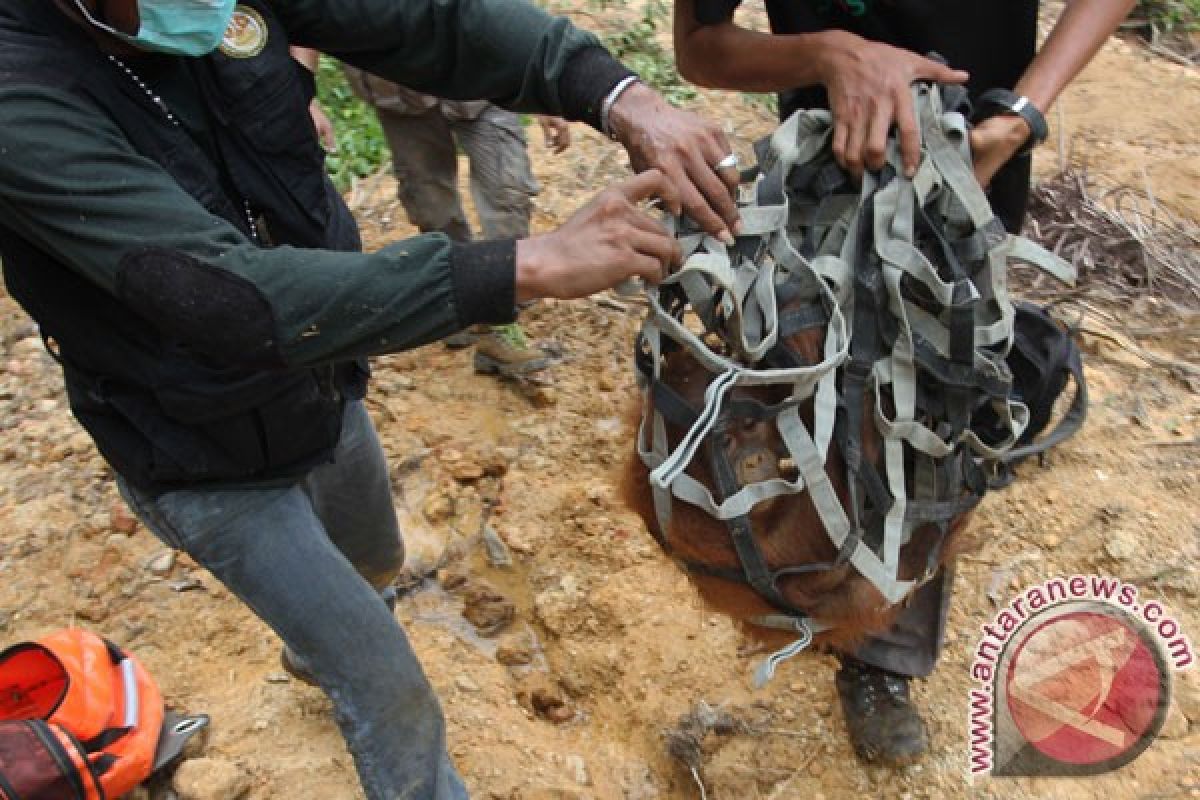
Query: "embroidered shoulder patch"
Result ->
[[219, 6, 268, 59]]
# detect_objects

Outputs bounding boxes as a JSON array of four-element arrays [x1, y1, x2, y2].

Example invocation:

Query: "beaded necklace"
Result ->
[[105, 53, 262, 243]]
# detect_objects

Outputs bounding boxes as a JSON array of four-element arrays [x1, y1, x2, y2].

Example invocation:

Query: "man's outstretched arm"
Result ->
[[279, 0, 740, 238]]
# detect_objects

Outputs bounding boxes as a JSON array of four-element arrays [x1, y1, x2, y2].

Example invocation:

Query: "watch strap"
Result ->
[[973, 88, 1048, 156]]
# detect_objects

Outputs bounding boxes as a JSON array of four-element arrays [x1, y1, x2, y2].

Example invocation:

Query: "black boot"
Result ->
[[835, 657, 929, 766]]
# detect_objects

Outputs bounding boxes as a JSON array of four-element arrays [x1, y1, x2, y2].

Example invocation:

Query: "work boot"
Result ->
[[835, 657, 929, 766], [281, 586, 399, 687], [472, 324, 557, 379]]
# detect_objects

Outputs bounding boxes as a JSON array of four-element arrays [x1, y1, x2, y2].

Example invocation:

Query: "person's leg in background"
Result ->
[[453, 106, 557, 378], [454, 105, 539, 241], [378, 105, 473, 243], [836, 568, 954, 766], [118, 402, 468, 800]]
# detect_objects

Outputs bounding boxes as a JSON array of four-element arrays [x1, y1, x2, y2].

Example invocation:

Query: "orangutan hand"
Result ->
[[307, 100, 337, 152], [969, 114, 1032, 188]]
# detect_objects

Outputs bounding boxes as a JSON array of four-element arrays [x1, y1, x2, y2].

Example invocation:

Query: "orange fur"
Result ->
[[618, 318, 971, 654]]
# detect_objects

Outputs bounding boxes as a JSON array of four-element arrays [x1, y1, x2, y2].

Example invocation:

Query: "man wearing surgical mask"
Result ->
[[0, 1, 743, 797]]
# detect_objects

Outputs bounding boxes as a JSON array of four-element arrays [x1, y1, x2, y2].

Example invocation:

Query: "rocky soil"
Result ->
[[2, 7, 1198, 800]]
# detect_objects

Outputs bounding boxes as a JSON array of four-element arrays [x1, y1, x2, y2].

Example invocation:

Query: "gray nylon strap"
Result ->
[[633, 80, 1077, 653]]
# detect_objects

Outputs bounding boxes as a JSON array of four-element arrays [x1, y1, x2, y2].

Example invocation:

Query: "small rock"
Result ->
[[530, 686, 573, 724], [423, 491, 455, 524], [1104, 531, 1136, 561], [482, 525, 513, 568], [110, 502, 137, 535], [496, 641, 534, 667], [169, 577, 207, 593], [450, 460, 485, 483], [566, 754, 590, 786], [478, 447, 509, 477], [173, 758, 250, 800], [146, 551, 176, 577], [456, 674, 481, 693], [264, 672, 291, 684], [529, 387, 557, 408], [73, 596, 110, 624], [1042, 534, 1060, 549], [462, 583, 515, 636], [438, 569, 469, 591]]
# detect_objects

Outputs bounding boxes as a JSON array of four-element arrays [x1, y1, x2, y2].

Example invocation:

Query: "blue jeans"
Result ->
[[119, 402, 468, 800]]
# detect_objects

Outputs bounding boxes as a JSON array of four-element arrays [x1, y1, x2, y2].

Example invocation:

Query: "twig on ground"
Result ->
[[1146, 437, 1200, 448], [1022, 167, 1200, 311], [690, 766, 708, 800], [1076, 312, 1200, 377], [764, 751, 822, 800]]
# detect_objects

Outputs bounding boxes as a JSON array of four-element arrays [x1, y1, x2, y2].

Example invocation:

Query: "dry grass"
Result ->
[[1020, 167, 1200, 312]]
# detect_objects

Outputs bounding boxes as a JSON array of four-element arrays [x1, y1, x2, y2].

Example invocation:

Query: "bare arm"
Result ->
[[970, 0, 1135, 185], [672, 0, 966, 177], [289, 46, 337, 150], [290, 45, 320, 72]]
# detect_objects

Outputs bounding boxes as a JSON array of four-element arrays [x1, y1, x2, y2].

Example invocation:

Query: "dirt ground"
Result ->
[[2, 7, 1199, 800]]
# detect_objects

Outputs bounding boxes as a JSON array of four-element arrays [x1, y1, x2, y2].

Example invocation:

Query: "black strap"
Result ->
[[972, 88, 1048, 157], [998, 333, 1088, 465], [706, 439, 809, 616], [82, 727, 130, 753]]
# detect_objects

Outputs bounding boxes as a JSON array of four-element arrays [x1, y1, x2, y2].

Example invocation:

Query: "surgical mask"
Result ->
[[73, 0, 237, 57]]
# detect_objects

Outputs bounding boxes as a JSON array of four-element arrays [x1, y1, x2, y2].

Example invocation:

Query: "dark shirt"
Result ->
[[695, 0, 1038, 119], [691, 0, 1039, 230], [0, 0, 631, 368]]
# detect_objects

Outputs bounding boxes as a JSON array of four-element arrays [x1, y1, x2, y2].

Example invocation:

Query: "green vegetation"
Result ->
[[312, 0, 707, 188], [1133, 0, 1200, 32], [594, 0, 696, 106], [314, 56, 388, 191]]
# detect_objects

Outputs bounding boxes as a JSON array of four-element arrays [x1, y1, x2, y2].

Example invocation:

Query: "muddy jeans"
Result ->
[[118, 402, 468, 800], [852, 568, 954, 678], [379, 104, 539, 242]]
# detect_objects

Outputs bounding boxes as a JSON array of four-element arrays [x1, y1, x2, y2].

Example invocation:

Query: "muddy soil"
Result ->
[[1, 7, 1198, 800]]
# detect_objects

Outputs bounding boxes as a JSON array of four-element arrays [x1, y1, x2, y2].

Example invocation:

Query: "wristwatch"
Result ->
[[972, 88, 1048, 157]]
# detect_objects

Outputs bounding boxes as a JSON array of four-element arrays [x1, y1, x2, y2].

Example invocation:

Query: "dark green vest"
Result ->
[[0, 0, 367, 491]]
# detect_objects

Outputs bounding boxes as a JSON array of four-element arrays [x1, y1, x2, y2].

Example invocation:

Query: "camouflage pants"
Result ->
[[378, 104, 539, 243]]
